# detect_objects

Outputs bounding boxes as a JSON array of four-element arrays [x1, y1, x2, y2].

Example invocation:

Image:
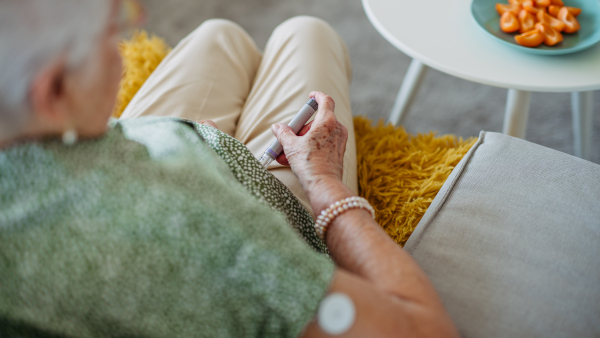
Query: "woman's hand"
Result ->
[[271, 92, 349, 204], [274, 94, 458, 338], [198, 120, 219, 130]]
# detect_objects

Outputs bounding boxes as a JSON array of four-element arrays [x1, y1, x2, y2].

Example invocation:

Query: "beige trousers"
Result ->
[[121, 16, 357, 215]]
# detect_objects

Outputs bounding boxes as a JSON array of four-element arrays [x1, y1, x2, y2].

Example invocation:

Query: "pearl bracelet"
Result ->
[[315, 196, 375, 242]]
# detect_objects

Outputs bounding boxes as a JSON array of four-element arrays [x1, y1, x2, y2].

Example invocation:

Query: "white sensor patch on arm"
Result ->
[[317, 293, 356, 335]]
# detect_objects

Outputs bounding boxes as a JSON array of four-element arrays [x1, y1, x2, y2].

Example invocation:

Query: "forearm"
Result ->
[[308, 179, 440, 304], [273, 92, 456, 336]]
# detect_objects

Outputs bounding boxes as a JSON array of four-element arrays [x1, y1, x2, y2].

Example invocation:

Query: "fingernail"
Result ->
[[271, 124, 281, 133]]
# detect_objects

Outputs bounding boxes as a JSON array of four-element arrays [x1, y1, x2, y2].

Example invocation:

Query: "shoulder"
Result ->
[[117, 116, 210, 161]]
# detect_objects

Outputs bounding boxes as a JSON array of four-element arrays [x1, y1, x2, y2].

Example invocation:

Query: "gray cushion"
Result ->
[[404, 131, 600, 338]]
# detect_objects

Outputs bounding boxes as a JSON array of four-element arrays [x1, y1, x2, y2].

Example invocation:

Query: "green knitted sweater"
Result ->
[[0, 117, 334, 338]]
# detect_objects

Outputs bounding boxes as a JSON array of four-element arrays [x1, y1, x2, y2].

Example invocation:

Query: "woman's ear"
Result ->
[[29, 57, 70, 127]]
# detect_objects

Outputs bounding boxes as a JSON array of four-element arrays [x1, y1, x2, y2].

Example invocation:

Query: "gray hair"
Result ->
[[0, 0, 110, 135]]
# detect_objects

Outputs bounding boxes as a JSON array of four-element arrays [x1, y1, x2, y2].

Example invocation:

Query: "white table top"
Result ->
[[363, 0, 600, 92]]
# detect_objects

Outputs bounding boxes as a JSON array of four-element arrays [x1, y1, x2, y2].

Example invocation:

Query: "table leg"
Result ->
[[389, 59, 428, 126], [571, 91, 594, 160], [503, 89, 531, 139]]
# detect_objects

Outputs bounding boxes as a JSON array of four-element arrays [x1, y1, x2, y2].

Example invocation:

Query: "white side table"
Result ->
[[363, 0, 600, 160]]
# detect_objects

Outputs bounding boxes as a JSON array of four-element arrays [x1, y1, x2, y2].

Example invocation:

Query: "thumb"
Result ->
[[271, 123, 296, 147]]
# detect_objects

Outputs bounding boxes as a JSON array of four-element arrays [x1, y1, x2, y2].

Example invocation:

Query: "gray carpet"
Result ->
[[139, 0, 599, 163]]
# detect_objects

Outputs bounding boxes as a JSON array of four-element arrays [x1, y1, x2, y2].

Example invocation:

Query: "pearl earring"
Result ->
[[62, 128, 78, 145]]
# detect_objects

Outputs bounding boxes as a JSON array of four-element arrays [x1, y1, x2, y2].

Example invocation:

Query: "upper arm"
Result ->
[[300, 269, 459, 338]]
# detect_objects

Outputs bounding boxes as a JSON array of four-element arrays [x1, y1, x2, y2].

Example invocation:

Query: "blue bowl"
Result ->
[[471, 0, 600, 55]]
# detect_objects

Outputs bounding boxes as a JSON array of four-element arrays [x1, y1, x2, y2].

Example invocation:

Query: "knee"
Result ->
[[274, 16, 336, 38], [192, 19, 247, 40], [272, 16, 351, 80], [272, 16, 348, 55]]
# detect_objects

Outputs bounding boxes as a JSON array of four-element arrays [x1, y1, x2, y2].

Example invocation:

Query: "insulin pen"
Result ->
[[259, 98, 319, 167]]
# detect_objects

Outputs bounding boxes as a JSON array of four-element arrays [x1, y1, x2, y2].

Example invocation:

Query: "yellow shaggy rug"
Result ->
[[113, 31, 171, 117], [354, 118, 476, 246], [114, 31, 477, 247]]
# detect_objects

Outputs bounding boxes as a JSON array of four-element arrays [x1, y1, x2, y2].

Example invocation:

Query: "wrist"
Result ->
[[305, 176, 356, 217], [314, 196, 376, 242]]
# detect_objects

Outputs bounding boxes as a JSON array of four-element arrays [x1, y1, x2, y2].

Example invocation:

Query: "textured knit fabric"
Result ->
[[190, 120, 329, 255], [0, 117, 335, 338], [405, 131, 600, 337]]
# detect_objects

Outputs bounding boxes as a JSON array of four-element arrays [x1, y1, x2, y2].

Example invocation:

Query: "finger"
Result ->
[[271, 123, 297, 149], [309, 92, 336, 124], [276, 152, 290, 166], [309, 91, 336, 114], [198, 120, 219, 129], [297, 121, 313, 137]]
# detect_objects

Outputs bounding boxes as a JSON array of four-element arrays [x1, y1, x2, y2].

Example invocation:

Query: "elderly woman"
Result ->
[[0, 1, 457, 337]]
